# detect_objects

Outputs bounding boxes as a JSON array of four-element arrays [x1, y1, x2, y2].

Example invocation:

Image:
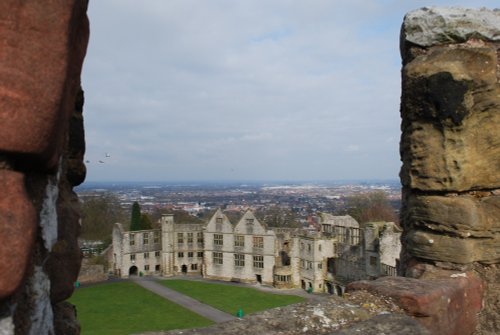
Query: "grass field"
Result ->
[[69, 281, 213, 335], [161, 279, 304, 315]]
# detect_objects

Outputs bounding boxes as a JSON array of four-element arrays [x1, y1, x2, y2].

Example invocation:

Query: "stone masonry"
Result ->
[[399, 7, 499, 335], [0, 1, 89, 334], [347, 8, 499, 335]]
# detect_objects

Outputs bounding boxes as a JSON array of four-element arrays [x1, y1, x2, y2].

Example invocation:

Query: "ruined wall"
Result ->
[[0, 1, 89, 334], [77, 259, 107, 284], [399, 7, 499, 335]]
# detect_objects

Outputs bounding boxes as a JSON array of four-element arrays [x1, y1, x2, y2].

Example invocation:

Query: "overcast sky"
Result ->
[[81, 0, 498, 183]]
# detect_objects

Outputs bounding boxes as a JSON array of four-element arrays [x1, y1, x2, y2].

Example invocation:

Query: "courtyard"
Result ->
[[69, 278, 305, 335], [161, 279, 305, 315]]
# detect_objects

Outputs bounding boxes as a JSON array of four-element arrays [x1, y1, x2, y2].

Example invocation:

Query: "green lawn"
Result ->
[[69, 281, 213, 335], [161, 279, 304, 315]]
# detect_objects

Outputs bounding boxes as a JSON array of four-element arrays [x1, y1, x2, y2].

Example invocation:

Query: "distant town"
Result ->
[[76, 180, 402, 226]]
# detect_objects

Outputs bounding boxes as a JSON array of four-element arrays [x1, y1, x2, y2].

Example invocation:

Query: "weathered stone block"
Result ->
[[0, 170, 36, 299], [346, 274, 484, 335], [473, 263, 500, 335], [402, 7, 500, 49], [406, 194, 500, 238], [400, 46, 500, 191], [405, 229, 500, 264], [405, 46, 498, 87], [0, 0, 89, 170], [0, 1, 88, 334]]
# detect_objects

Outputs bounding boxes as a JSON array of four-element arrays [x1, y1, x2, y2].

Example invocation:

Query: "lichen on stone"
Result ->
[[28, 267, 54, 335], [40, 162, 62, 252]]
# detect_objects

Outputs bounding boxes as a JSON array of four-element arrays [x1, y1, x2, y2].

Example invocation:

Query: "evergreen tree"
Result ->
[[130, 202, 142, 231]]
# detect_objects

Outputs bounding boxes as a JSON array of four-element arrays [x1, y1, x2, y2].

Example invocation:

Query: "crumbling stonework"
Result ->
[[348, 274, 484, 335], [0, 1, 89, 334], [145, 292, 427, 335], [398, 6, 499, 335]]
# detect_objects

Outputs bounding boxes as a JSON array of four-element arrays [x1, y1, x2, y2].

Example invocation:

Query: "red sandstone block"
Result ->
[[0, 0, 89, 170], [346, 275, 484, 335], [0, 170, 36, 299]]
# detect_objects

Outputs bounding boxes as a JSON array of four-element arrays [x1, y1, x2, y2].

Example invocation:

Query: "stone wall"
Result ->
[[398, 7, 499, 335], [77, 259, 108, 284], [0, 1, 89, 334]]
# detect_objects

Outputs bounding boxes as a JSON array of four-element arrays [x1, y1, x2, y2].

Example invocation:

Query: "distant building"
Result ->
[[79, 239, 106, 257], [111, 216, 204, 277], [161, 215, 205, 276], [319, 213, 402, 295], [203, 209, 277, 285], [111, 225, 163, 277], [111, 210, 401, 294]]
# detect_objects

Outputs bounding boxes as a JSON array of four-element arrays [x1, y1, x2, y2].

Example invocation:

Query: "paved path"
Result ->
[[132, 277, 237, 323]]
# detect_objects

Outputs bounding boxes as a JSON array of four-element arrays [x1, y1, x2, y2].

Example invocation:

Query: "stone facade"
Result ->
[[111, 215, 205, 278], [162, 215, 205, 276], [111, 210, 401, 294], [112, 224, 163, 277], [204, 209, 277, 286]]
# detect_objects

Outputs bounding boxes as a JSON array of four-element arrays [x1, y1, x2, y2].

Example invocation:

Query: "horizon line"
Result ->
[[78, 178, 401, 185]]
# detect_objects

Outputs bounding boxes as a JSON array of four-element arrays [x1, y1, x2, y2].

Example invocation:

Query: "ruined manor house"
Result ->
[[111, 209, 401, 294]]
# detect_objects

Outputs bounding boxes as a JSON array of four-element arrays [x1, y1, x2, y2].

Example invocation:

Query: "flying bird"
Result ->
[[99, 160, 105, 164]]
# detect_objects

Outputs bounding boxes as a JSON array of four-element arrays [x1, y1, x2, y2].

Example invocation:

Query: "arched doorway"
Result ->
[[181, 264, 187, 274], [129, 266, 138, 276]]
